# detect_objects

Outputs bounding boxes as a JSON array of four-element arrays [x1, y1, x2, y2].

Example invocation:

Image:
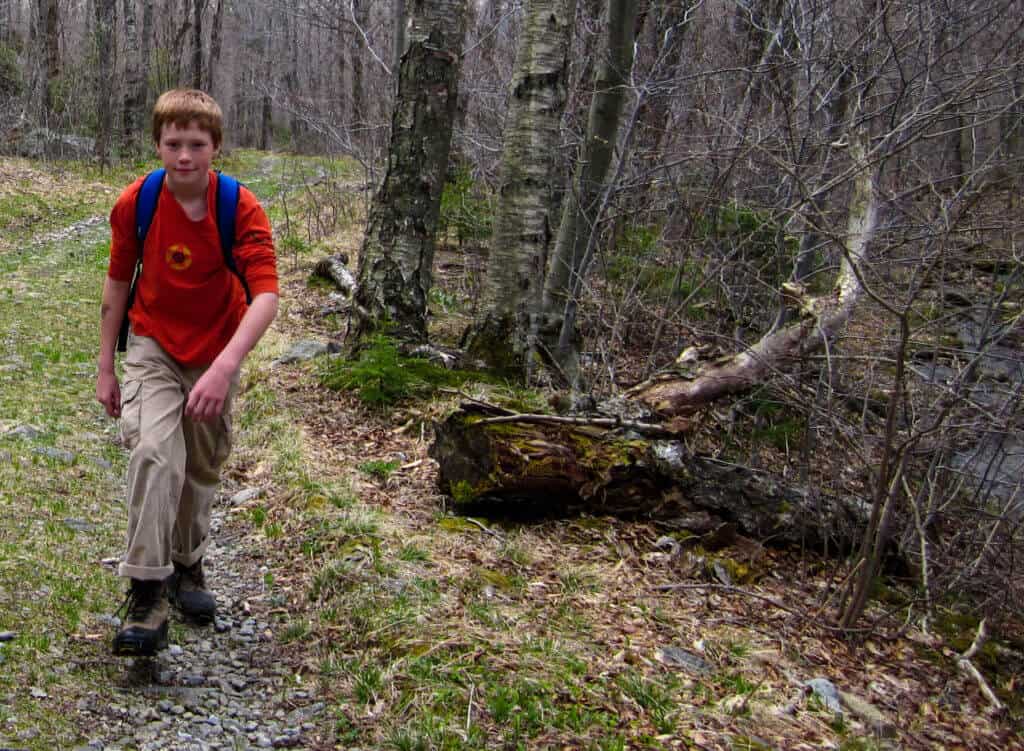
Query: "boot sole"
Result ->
[[112, 620, 169, 657]]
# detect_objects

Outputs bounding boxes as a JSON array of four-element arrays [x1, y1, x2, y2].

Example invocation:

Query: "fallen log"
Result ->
[[313, 254, 356, 298], [429, 408, 868, 550]]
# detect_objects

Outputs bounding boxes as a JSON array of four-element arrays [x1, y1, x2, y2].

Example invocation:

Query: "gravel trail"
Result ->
[[76, 507, 327, 751]]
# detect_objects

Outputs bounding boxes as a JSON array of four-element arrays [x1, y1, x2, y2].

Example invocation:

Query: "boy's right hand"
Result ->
[[97, 370, 122, 418]]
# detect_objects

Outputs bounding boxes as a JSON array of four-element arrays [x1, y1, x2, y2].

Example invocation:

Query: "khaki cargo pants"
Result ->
[[117, 334, 238, 581]]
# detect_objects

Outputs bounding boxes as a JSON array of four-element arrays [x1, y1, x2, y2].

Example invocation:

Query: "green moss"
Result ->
[[318, 335, 498, 407], [437, 516, 483, 533], [449, 480, 477, 505]]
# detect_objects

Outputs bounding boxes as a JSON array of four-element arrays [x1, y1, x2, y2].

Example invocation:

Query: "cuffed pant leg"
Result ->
[[118, 337, 187, 581]]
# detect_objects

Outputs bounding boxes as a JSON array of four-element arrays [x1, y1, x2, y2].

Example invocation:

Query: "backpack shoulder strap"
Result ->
[[214, 171, 252, 303], [120, 169, 164, 352], [135, 168, 166, 253]]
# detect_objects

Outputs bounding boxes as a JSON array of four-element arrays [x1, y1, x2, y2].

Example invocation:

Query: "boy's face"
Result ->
[[156, 121, 219, 194]]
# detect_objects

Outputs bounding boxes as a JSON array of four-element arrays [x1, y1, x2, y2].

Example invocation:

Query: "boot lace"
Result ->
[[116, 581, 160, 622]]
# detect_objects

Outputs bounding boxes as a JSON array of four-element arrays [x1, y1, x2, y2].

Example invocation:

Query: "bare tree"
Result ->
[[540, 0, 639, 385], [122, 0, 145, 145], [191, 0, 205, 90], [462, 0, 577, 376], [94, 0, 117, 166], [207, 0, 224, 96], [350, 0, 469, 342]]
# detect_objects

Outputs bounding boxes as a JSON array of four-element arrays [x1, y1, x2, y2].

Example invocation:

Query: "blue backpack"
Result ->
[[116, 169, 251, 352]]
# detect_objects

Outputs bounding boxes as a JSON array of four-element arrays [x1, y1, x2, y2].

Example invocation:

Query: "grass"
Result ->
[[3, 154, 1018, 751], [0, 159, 140, 749]]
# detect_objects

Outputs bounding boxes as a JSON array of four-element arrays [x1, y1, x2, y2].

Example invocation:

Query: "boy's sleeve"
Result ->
[[108, 179, 144, 282], [234, 186, 279, 297]]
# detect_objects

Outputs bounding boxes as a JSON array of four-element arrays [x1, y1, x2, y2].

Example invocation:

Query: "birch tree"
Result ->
[[351, 0, 469, 343], [540, 0, 639, 385], [122, 0, 145, 145], [462, 0, 576, 376]]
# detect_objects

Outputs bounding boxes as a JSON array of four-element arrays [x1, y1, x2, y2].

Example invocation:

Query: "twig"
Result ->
[[957, 619, 1005, 714], [464, 517, 505, 541], [477, 413, 673, 437]]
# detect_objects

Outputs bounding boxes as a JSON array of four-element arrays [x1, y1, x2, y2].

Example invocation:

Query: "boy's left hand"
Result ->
[[185, 364, 233, 422]]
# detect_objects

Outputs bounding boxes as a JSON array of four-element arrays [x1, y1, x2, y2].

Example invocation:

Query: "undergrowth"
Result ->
[[317, 335, 495, 406]]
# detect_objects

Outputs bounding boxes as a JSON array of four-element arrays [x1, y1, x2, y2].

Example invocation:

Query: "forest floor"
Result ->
[[0, 153, 1021, 751]]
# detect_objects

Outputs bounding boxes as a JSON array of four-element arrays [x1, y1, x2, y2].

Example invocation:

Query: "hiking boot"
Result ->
[[167, 559, 216, 622], [112, 579, 169, 656]]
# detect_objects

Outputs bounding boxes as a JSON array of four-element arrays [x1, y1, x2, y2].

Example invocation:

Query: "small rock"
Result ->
[[6, 424, 42, 440], [273, 340, 338, 365], [30, 687, 48, 698], [0, 631, 16, 642], [32, 446, 75, 463], [655, 646, 713, 674], [167, 644, 184, 656], [805, 678, 843, 713], [229, 487, 264, 506], [63, 518, 95, 533]]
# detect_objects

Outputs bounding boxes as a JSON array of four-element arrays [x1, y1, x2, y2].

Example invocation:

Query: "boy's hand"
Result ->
[[185, 364, 233, 422], [96, 370, 122, 418]]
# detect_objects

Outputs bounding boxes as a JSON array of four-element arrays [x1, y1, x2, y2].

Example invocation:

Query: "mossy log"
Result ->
[[430, 409, 868, 549]]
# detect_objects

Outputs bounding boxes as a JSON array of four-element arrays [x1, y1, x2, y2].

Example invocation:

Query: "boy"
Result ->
[[96, 89, 279, 656]]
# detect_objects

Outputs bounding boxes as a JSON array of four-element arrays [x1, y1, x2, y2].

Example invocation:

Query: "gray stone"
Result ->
[[230, 487, 264, 506], [6, 424, 42, 440], [33, 446, 75, 463], [0, 631, 16, 642], [655, 646, 713, 674], [63, 518, 95, 533], [273, 340, 339, 365], [805, 677, 843, 714]]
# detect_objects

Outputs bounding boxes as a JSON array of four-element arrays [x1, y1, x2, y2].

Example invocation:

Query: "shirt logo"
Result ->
[[166, 243, 193, 271]]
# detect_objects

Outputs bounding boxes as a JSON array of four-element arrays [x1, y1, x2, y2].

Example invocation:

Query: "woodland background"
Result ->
[[1, 0, 1023, 710]]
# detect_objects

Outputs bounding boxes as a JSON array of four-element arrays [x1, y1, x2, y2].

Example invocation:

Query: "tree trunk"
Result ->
[[393, 0, 407, 73], [207, 0, 223, 97], [141, 0, 153, 108], [351, 0, 367, 139], [122, 0, 144, 145], [462, 0, 577, 377], [259, 8, 272, 150], [350, 0, 469, 344], [94, 0, 116, 167], [34, 0, 59, 116], [540, 0, 639, 384], [191, 0, 203, 89], [0, 0, 9, 45], [430, 408, 868, 550]]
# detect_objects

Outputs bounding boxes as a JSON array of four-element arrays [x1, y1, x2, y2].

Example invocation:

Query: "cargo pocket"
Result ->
[[211, 411, 233, 469], [118, 379, 143, 450]]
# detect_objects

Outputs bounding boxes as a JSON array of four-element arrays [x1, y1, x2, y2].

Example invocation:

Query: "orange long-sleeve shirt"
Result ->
[[108, 171, 279, 367]]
